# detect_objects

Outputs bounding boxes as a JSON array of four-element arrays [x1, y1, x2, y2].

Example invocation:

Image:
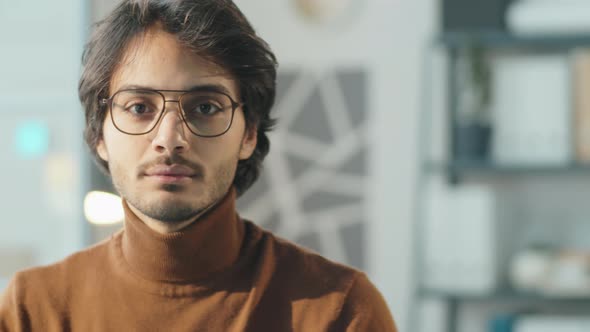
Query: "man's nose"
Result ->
[[150, 101, 189, 154]]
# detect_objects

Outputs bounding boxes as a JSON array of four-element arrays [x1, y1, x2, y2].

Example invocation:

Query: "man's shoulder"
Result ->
[[249, 221, 361, 293], [246, 222, 397, 330]]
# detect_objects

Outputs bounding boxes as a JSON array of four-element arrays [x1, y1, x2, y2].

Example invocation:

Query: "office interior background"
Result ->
[[3, 0, 590, 331]]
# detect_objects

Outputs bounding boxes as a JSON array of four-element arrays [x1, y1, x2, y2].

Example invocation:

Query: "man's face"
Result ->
[[96, 27, 256, 225]]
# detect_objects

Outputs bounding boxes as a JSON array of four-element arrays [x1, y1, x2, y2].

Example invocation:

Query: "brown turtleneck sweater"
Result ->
[[0, 190, 397, 331]]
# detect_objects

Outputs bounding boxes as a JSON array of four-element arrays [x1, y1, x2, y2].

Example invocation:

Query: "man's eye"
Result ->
[[193, 103, 222, 115], [126, 103, 152, 115]]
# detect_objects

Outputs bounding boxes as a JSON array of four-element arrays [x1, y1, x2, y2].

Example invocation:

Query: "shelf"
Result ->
[[425, 161, 590, 176], [439, 31, 590, 50], [420, 287, 590, 304], [416, 27, 590, 332]]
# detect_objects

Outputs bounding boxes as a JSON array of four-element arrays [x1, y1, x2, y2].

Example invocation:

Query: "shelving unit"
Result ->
[[442, 31, 590, 183], [412, 31, 590, 332]]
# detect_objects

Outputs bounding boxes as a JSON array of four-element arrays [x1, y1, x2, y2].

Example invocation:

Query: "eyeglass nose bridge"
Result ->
[[155, 98, 189, 127]]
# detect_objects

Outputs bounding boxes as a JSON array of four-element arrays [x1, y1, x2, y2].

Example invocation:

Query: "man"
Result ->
[[0, 0, 397, 331]]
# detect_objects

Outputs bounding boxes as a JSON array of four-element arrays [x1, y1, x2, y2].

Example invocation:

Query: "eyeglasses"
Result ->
[[99, 89, 243, 137]]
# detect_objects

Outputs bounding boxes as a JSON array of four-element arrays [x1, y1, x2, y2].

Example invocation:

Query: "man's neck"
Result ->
[[119, 188, 243, 282]]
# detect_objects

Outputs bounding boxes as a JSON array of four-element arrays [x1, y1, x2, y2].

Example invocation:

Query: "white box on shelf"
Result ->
[[491, 53, 571, 165], [423, 177, 497, 294], [507, 0, 590, 36]]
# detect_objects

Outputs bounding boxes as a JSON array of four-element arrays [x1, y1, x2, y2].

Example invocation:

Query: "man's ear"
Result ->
[[239, 126, 257, 160], [96, 139, 109, 162]]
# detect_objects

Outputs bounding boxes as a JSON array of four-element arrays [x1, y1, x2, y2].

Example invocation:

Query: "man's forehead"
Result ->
[[110, 32, 237, 92], [115, 27, 230, 74]]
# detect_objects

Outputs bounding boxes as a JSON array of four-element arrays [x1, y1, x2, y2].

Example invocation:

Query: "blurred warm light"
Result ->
[[294, 0, 353, 23], [84, 191, 124, 225]]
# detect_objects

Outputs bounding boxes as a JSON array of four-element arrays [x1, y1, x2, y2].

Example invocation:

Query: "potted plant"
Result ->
[[455, 44, 493, 161]]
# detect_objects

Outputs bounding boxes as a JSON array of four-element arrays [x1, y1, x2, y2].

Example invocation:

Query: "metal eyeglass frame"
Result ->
[[99, 88, 244, 138]]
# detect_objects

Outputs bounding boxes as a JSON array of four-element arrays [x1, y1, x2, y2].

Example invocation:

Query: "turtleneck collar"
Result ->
[[120, 189, 244, 283]]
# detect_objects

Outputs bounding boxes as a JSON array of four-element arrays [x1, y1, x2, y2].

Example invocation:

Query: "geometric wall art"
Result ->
[[237, 68, 369, 270]]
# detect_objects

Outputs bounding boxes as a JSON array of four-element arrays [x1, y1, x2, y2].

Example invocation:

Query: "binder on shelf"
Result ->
[[491, 53, 572, 165], [573, 49, 590, 163], [423, 178, 497, 294]]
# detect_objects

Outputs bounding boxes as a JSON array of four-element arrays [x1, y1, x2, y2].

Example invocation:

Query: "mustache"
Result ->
[[138, 154, 203, 176]]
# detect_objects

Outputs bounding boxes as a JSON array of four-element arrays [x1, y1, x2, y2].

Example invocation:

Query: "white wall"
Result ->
[[0, 0, 87, 289], [235, 1, 437, 330]]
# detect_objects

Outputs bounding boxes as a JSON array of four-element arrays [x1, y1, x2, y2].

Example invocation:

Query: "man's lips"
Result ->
[[144, 164, 197, 178]]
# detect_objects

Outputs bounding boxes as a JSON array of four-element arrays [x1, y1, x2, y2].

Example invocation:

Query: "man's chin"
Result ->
[[139, 202, 203, 224]]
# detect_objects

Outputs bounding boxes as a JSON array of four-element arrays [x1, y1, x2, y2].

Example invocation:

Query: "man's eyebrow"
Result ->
[[117, 84, 233, 95]]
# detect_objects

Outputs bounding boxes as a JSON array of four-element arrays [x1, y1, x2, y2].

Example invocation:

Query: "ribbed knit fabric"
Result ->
[[0, 189, 397, 331]]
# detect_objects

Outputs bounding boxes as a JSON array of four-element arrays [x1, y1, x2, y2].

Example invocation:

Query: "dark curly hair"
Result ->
[[79, 0, 277, 196]]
